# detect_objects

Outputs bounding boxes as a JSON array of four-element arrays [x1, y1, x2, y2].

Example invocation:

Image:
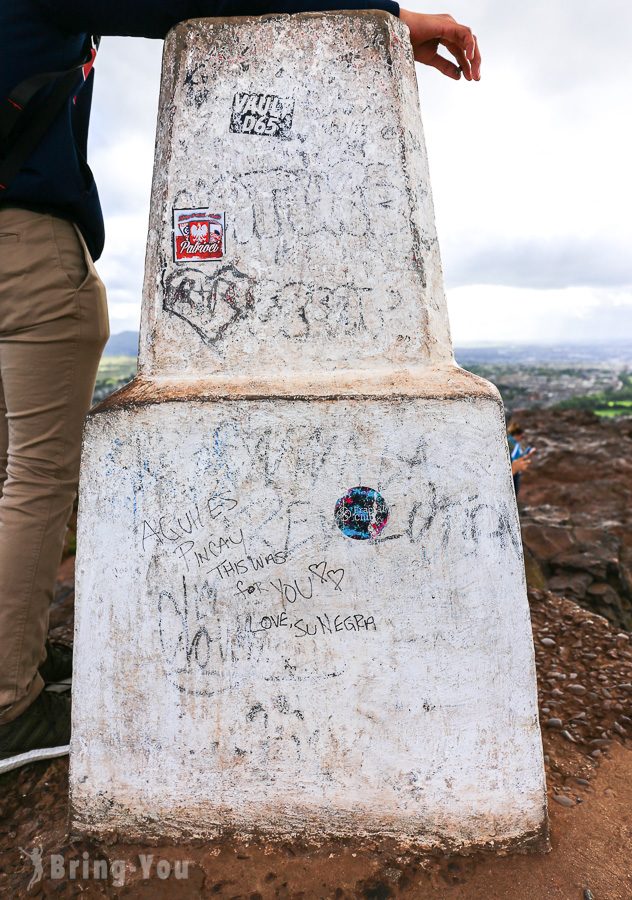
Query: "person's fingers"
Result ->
[[471, 34, 482, 80], [427, 52, 462, 80], [441, 21, 476, 62], [444, 40, 472, 81]]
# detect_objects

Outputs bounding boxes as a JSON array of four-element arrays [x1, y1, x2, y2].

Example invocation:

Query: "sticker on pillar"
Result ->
[[334, 486, 389, 541], [230, 92, 295, 140], [173, 209, 224, 263]]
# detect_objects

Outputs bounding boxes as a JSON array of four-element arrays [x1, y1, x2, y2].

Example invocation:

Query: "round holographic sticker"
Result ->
[[334, 486, 389, 541]]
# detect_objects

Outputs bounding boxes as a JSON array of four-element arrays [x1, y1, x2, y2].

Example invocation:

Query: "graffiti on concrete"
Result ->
[[207, 550, 287, 581], [204, 161, 404, 254], [163, 262, 255, 344], [247, 611, 377, 637], [147, 484, 380, 694], [157, 575, 223, 697], [159, 159, 416, 350], [140, 420, 523, 698], [230, 92, 295, 139], [141, 489, 238, 553]]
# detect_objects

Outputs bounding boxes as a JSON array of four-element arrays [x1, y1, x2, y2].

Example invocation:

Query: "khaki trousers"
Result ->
[[0, 208, 109, 723]]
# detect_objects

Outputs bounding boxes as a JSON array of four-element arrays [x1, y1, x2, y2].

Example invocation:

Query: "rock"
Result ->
[[552, 794, 575, 808], [552, 551, 607, 580], [574, 528, 619, 564], [521, 524, 575, 563], [548, 573, 593, 597], [545, 718, 563, 729], [568, 684, 587, 695], [540, 638, 556, 648], [587, 582, 614, 597], [586, 584, 621, 607]]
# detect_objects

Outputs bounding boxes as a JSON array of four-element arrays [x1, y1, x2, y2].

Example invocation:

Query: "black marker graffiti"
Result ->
[[163, 263, 255, 345], [246, 611, 377, 637], [141, 491, 237, 551], [157, 576, 223, 697], [308, 560, 345, 591]]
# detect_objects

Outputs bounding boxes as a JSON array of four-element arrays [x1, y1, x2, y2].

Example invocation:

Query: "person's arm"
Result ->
[[34, 1, 481, 81], [32, 0, 400, 40], [511, 457, 532, 475]]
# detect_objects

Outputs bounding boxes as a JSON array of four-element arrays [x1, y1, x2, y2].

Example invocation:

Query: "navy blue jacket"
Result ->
[[0, 0, 399, 260]]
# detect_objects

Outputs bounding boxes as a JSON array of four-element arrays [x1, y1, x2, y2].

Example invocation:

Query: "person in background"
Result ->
[[0, 1, 481, 771], [507, 421, 536, 497]]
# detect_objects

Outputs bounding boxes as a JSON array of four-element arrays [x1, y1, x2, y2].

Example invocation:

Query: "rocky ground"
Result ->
[[1, 410, 631, 899], [517, 410, 632, 630]]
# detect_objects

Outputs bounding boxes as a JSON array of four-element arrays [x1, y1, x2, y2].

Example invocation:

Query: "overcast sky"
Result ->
[[89, 0, 632, 345]]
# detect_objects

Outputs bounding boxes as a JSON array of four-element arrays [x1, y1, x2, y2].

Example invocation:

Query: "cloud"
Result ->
[[446, 285, 632, 345], [442, 238, 632, 290], [415, 0, 632, 301]]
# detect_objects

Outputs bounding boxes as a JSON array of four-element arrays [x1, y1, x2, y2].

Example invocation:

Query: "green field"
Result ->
[[97, 355, 137, 379], [595, 402, 632, 418], [93, 356, 137, 403], [556, 372, 632, 418]]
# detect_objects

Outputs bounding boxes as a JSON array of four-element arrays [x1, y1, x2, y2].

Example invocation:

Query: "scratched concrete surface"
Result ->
[[71, 12, 547, 849], [140, 11, 451, 377]]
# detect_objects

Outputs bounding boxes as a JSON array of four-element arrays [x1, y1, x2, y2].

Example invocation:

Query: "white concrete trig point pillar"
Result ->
[[70, 11, 548, 850]]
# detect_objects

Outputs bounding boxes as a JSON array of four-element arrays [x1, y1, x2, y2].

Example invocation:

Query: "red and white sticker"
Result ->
[[173, 209, 224, 263]]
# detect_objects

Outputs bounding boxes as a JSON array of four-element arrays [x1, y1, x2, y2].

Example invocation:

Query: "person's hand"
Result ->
[[512, 457, 532, 475], [399, 10, 481, 81]]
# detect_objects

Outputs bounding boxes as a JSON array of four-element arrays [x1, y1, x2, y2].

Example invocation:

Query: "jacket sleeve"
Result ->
[[33, 0, 399, 39]]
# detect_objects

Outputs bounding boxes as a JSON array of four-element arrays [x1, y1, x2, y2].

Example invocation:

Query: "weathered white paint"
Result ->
[[70, 12, 547, 849], [139, 11, 451, 377]]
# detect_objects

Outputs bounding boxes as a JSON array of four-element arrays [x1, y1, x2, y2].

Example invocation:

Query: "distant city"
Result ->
[[99, 332, 632, 416], [104, 330, 632, 367], [454, 341, 632, 368]]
